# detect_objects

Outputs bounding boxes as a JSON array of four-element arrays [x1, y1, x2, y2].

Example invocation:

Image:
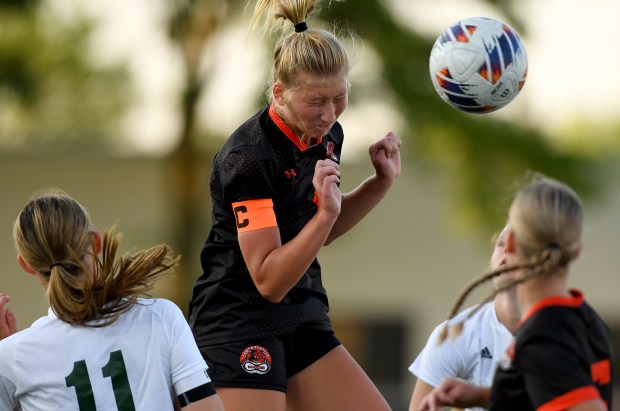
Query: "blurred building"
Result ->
[[1, 154, 619, 410]]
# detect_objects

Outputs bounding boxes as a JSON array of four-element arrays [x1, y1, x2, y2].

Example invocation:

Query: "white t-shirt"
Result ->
[[409, 302, 513, 411], [0, 298, 211, 411]]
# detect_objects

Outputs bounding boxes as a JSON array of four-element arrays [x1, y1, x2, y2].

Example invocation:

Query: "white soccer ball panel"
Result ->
[[429, 16, 528, 113]]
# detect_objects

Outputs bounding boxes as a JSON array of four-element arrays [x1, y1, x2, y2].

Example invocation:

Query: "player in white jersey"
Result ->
[[408, 227, 520, 411], [0, 190, 224, 411]]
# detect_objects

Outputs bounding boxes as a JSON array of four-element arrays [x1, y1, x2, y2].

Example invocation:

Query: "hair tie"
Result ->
[[49, 262, 65, 271], [294, 22, 308, 33], [547, 242, 561, 250]]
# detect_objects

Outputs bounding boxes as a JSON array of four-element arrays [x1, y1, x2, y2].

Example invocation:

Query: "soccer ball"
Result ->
[[429, 17, 528, 113]]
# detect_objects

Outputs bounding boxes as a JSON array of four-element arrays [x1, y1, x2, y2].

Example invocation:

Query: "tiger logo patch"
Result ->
[[240, 345, 272, 375]]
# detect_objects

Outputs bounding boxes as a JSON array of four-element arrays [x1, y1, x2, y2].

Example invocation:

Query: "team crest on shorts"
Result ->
[[240, 345, 272, 375]]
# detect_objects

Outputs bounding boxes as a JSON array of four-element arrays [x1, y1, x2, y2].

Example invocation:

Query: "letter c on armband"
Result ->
[[233, 205, 249, 229]]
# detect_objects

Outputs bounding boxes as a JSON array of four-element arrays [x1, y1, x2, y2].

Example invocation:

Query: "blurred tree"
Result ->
[[161, 0, 248, 301], [160, 0, 612, 297], [0, 0, 130, 153], [162, 0, 610, 270], [1, 0, 613, 300], [328, 0, 607, 238]]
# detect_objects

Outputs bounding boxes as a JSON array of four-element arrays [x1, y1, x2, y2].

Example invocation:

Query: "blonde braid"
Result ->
[[438, 246, 564, 344], [439, 176, 583, 344]]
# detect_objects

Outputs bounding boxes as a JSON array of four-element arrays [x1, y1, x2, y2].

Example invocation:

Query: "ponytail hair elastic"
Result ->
[[49, 262, 65, 271], [294, 22, 308, 33]]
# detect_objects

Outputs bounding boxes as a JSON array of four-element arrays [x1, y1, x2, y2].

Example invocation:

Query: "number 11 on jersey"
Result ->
[[65, 350, 136, 411]]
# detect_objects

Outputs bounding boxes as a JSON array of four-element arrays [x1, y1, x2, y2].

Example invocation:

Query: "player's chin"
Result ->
[[315, 124, 332, 137], [493, 270, 514, 286]]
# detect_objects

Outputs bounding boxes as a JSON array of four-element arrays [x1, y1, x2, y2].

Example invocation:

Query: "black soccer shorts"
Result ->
[[199, 326, 341, 392]]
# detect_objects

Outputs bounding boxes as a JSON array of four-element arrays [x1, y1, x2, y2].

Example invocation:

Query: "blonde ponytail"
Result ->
[[14, 190, 179, 326]]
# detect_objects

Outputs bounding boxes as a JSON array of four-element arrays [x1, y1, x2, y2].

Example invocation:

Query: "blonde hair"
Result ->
[[13, 190, 179, 327], [437, 175, 583, 343], [249, 0, 350, 88]]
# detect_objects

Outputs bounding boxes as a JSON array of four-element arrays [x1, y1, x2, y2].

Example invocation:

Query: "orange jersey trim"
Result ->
[[232, 199, 278, 233], [269, 105, 322, 151], [537, 386, 601, 411], [518, 289, 584, 327], [592, 359, 611, 385]]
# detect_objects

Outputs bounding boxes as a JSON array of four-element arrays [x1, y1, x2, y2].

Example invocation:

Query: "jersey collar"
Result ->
[[269, 105, 322, 151], [517, 289, 584, 328]]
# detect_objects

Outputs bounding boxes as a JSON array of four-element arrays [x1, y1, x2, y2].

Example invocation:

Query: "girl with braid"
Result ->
[[408, 226, 520, 411], [418, 176, 613, 411], [188, 0, 399, 410], [0, 190, 225, 411]]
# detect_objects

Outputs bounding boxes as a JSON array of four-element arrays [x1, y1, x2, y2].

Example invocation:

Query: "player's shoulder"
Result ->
[[0, 327, 29, 352], [441, 303, 499, 341], [135, 298, 182, 316], [216, 138, 275, 178], [521, 303, 584, 340], [450, 302, 495, 326], [219, 107, 273, 156], [0, 313, 53, 364], [424, 305, 486, 347]]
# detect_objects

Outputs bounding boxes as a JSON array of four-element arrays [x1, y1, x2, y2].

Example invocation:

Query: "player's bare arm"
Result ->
[[239, 160, 340, 303], [566, 399, 608, 411], [408, 379, 435, 411], [326, 132, 401, 244], [417, 378, 490, 411], [181, 393, 225, 411]]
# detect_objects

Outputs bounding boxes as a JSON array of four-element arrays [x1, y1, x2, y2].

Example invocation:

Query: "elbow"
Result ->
[[255, 283, 286, 304], [248, 266, 287, 303]]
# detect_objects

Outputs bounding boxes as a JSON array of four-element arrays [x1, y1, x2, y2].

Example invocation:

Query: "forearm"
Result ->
[[409, 379, 435, 411], [474, 386, 491, 409], [244, 210, 337, 302], [418, 379, 491, 411]]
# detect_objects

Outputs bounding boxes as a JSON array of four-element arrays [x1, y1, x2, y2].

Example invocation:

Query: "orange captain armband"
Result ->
[[232, 199, 278, 233]]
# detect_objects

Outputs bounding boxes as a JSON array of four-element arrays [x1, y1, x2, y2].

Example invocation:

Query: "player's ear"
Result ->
[[273, 81, 286, 106], [17, 254, 38, 276], [505, 230, 517, 253], [91, 230, 103, 254]]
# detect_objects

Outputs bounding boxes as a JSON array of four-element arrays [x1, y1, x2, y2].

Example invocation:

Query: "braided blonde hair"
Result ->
[[438, 176, 583, 343]]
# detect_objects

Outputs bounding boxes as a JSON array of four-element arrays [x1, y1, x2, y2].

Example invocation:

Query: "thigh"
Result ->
[[217, 387, 286, 411], [286, 345, 391, 411]]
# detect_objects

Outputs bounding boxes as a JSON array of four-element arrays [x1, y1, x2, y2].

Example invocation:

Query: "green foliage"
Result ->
[[0, 0, 38, 10], [1, 0, 614, 240], [329, 0, 606, 237], [0, 4, 130, 153]]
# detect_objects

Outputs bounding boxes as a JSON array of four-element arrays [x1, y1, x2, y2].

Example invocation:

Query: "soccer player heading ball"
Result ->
[[188, 0, 401, 410]]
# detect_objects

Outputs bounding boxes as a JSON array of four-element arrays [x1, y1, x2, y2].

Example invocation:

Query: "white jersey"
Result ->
[[0, 298, 211, 411], [409, 302, 513, 411]]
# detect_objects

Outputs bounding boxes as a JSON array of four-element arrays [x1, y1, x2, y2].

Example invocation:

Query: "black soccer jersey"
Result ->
[[189, 105, 344, 346], [490, 289, 613, 411]]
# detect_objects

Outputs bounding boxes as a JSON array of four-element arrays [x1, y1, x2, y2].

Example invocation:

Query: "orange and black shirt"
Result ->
[[189, 105, 343, 346], [490, 289, 613, 411]]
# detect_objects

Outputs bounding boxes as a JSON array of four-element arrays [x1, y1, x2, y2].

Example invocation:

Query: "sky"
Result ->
[[52, 0, 620, 156]]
